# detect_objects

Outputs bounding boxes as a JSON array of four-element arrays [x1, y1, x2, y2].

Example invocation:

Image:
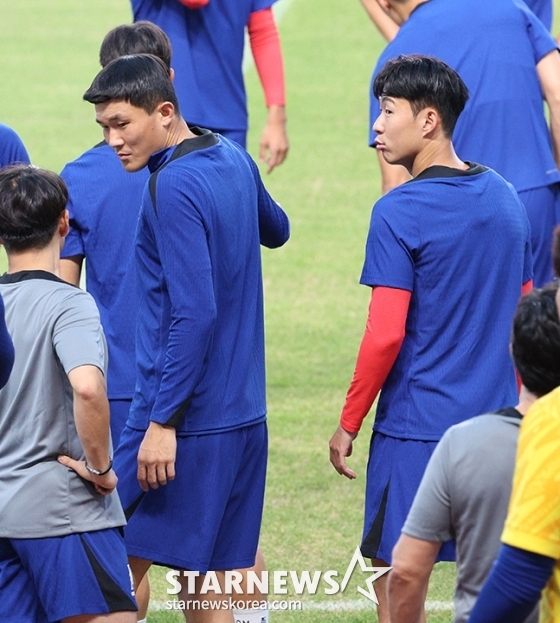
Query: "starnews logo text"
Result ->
[[166, 547, 392, 604]]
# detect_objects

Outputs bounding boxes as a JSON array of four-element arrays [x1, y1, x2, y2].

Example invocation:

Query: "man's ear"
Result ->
[[377, 0, 391, 12], [421, 108, 439, 136], [158, 101, 176, 128], [59, 209, 70, 239]]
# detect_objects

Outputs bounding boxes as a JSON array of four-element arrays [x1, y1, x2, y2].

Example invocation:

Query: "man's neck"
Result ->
[[516, 385, 539, 416], [7, 243, 62, 277], [163, 117, 198, 149], [411, 140, 467, 178]]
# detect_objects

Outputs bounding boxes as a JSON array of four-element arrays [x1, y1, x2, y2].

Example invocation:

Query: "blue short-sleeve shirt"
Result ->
[[361, 165, 532, 440]]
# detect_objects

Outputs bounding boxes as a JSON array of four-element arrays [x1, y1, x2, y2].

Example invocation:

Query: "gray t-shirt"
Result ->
[[0, 271, 125, 538], [403, 410, 537, 623]]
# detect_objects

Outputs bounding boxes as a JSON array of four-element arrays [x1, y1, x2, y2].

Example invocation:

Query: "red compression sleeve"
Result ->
[[521, 280, 533, 296], [248, 8, 286, 107], [177, 0, 209, 8], [340, 287, 411, 434], [516, 280, 534, 392]]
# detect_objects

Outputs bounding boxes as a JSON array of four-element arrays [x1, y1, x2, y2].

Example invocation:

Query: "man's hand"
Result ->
[[259, 105, 289, 173], [329, 425, 358, 479], [57, 455, 118, 496], [137, 422, 177, 491]]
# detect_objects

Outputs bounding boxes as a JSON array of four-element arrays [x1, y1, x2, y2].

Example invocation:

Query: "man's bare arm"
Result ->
[[60, 256, 84, 287], [537, 49, 560, 169], [388, 534, 440, 623], [359, 0, 399, 41], [58, 364, 116, 495]]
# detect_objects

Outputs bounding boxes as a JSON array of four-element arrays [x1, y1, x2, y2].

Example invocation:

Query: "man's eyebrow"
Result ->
[[95, 114, 127, 125]]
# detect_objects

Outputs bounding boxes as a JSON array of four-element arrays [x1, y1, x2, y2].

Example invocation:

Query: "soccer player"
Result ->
[[0, 122, 30, 168], [130, 0, 289, 173], [60, 22, 172, 450], [368, 0, 560, 286], [83, 54, 289, 623], [59, 22, 174, 622], [387, 284, 560, 623], [329, 55, 533, 623], [467, 229, 560, 623], [0, 164, 136, 623], [361, 0, 553, 40]]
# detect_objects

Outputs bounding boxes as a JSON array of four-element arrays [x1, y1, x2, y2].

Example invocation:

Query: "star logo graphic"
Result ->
[[339, 547, 392, 604]]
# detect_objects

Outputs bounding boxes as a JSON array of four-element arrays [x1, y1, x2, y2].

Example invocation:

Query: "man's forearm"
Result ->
[[69, 365, 111, 471], [537, 49, 560, 168], [359, 0, 399, 41]]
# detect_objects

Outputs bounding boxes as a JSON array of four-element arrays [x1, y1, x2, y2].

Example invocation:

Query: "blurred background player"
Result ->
[[388, 284, 560, 623], [468, 228, 560, 623], [130, 0, 289, 173], [368, 0, 560, 286], [0, 122, 30, 167], [329, 55, 533, 623], [361, 0, 553, 41], [0, 164, 136, 623], [83, 54, 289, 623]]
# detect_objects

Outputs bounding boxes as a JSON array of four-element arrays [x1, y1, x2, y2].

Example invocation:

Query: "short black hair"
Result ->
[[0, 165, 68, 253], [512, 284, 560, 397], [83, 53, 180, 115], [373, 55, 469, 137], [99, 21, 172, 69]]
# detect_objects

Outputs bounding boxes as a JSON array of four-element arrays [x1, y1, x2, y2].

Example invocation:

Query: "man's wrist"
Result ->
[[85, 458, 113, 476]]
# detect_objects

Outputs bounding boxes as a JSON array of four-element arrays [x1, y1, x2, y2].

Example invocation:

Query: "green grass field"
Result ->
[[2, 1, 560, 621]]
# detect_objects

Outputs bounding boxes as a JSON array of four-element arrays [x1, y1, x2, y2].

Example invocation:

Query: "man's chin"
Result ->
[[121, 160, 146, 173]]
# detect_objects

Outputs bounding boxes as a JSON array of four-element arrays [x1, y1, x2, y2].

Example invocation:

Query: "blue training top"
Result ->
[[0, 123, 30, 168], [525, 0, 553, 30], [361, 164, 532, 441], [370, 0, 560, 193], [130, 0, 276, 133], [60, 143, 149, 399], [128, 128, 289, 435]]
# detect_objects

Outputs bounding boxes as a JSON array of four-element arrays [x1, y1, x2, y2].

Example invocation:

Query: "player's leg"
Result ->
[[361, 434, 449, 623], [233, 547, 269, 623], [10, 529, 137, 622], [113, 425, 153, 621], [128, 556, 153, 622], [179, 422, 268, 622], [179, 571, 234, 623], [64, 613, 136, 622]]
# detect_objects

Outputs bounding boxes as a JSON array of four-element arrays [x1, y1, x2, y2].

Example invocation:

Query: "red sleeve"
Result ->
[[248, 8, 286, 107], [521, 279, 533, 296], [177, 0, 209, 8], [340, 287, 411, 434]]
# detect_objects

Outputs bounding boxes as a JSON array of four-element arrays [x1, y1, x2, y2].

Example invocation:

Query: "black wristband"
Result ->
[[85, 458, 113, 476]]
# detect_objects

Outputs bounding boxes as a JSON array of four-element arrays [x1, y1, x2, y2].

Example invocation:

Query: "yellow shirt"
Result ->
[[502, 387, 560, 623]]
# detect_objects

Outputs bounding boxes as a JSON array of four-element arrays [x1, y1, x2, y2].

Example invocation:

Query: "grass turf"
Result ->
[[3, 0, 560, 620]]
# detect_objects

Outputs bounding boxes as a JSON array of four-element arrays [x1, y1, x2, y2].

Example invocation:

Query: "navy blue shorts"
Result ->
[[519, 183, 560, 287], [361, 432, 456, 564], [114, 421, 267, 573], [0, 528, 137, 622]]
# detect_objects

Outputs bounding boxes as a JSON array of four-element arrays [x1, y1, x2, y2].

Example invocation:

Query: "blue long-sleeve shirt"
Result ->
[[0, 294, 14, 389], [127, 129, 289, 435]]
